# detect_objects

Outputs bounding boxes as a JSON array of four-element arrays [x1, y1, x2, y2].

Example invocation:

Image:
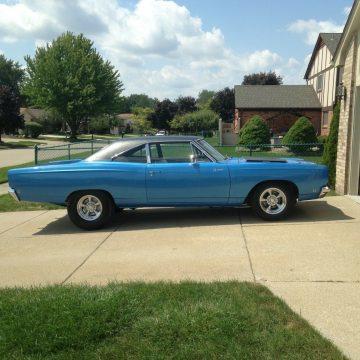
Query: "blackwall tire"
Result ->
[[251, 183, 295, 221], [67, 191, 114, 230]]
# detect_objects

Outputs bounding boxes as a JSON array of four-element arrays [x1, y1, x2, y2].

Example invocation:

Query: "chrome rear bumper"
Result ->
[[319, 186, 330, 198], [8, 187, 20, 202]]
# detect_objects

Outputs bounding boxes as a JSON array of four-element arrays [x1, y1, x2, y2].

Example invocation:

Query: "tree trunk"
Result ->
[[67, 119, 78, 140]]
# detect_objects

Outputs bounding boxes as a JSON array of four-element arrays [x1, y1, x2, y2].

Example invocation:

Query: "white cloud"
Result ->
[[288, 19, 344, 45], [0, 0, 304, 98]]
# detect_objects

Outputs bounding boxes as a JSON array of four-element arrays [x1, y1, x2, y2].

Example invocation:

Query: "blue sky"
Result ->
[[0, 0, 351, 99]]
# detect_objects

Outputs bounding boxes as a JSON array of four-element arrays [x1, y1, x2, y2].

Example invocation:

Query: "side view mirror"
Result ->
[[189, 154, 197, 163]]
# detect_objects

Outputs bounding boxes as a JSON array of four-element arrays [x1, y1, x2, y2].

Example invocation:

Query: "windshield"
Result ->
[[198, 139, 225, 161]]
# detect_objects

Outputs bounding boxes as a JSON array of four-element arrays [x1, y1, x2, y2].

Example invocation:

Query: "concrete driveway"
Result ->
[[0, 196, 359, 359]]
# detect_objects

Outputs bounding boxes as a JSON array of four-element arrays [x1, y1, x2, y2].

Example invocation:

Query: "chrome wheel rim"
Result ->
[[259, 187, 287, 215], [77, 195, 103, 221]]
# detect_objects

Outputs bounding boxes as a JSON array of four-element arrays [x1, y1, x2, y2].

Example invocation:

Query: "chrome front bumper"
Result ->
[[8, 187, 20, 202], [319, 186, 331, 198]]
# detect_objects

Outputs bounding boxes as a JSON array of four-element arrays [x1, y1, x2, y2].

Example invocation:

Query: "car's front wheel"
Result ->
[[251, 183, 296, 220], [67, 191, 114, 230]]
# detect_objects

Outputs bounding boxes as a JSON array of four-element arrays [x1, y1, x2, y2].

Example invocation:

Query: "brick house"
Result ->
[[233, 85, 322, 138], [333, 0, 360, 196], [304, 33, 342, 135]]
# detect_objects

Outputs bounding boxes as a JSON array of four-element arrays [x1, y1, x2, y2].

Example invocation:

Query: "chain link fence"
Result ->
[[35, 140, 115, 165], [34, 139, 324, 165]]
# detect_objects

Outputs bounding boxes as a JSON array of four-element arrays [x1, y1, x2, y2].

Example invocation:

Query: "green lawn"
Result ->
[[0, 282, 345, 359], [0, 161, 35, 184], [0, 140, 44, 149], [0, 194, 62, 212]]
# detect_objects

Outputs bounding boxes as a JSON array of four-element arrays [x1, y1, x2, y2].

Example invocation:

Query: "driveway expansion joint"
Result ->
[[61, 225, 119, 284], [238, 212, 256, 282], [0, 210, 49, 236]]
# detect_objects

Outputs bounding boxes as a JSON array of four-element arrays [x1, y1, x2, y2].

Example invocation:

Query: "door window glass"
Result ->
[[150, 142, 194, 163]]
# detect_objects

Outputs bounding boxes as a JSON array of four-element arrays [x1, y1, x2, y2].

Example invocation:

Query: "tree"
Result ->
[[323, 103, 340, 187], [242, 71, 283, 85], [239, 115, 271, 147], [132, 107, 154, 134], [0, 85, 24, 142], [0, 54, 24, 94], [196, 89, 215, 109], [176, 96, 197, 115], [128, 94, 156, 110], [149, 99, 178, 130], [210, 87, 234, 122], [23, 32, 123, 139], [170, 109, 218, 133]]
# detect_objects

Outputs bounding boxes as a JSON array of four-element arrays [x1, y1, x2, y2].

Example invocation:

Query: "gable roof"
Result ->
[[304, 33, 342, 79], [234, 85, 321, 109], [333, 0, 360, 65]]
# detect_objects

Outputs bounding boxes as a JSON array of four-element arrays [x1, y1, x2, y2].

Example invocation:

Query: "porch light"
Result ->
[[336, 82, 346, 101]]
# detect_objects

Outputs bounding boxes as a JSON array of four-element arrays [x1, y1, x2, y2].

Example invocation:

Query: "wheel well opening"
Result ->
[[66, 190, 115, 205], [245, 180, 299, 204]]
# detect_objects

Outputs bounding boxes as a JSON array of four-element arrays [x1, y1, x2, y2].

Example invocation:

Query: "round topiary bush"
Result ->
[[282, 116, 317, 153], [239, 115, 271, 148], [24, 121, 43, 138]]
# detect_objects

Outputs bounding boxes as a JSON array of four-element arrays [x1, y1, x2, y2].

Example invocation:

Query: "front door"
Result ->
[[146, 142, 230, 205]]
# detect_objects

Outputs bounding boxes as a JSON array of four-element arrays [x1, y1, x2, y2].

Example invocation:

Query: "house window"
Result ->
[[317, 74, 324, 92], [322, 111, 329, 128]]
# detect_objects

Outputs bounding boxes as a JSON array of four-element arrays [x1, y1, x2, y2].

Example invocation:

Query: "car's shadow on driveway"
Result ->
[[34, 200, 355, 235]]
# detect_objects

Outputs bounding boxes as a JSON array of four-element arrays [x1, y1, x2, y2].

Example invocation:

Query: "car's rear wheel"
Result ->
[[251, 183, 296, 220], [67, 191, 114, 230]]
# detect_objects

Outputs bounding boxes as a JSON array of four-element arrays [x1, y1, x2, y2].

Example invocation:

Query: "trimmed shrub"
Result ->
[[239, 115, 271, 147], [24, 121, 43, 138], [323, 103, 340, 188], [89, 116, 110, 134], [170, 109, 218, 133], [282, 116, 317, 153], [317, 135, 328, 144], [37, 113, 63, 134]]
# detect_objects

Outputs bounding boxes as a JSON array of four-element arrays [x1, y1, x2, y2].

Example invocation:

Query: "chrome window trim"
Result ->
[[191, 141, 216, 162], [147, 140, 215, 164]]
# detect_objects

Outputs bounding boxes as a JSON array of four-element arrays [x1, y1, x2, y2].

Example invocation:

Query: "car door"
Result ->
[[109, 144, 147, 205], [146, 141, 230, 205]]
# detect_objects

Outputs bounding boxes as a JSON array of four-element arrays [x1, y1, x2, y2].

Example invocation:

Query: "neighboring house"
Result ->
[[233, 85, 321, 140], [110, 113, 134, 135], [333, 0, 360, 196], [304, 33, 342, 135], [20, 108, 48, 122]]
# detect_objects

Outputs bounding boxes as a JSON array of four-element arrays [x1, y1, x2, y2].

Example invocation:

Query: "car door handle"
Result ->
[[213, 168, 224, 172], [148, 170, 162, 176]]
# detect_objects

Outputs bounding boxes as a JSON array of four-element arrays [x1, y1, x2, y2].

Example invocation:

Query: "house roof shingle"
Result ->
[[304, 33, 342, 79], [234, 85, 321, 109]]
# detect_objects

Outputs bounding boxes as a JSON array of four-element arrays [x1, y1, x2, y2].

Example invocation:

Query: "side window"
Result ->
[[192, 145, 211, 162], [316, 74, 323, 92], [150, 142, 194, 163], [113, 145, 147, 163]]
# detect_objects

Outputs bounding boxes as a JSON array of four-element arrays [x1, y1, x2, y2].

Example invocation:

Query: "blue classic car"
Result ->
[[8, 136, 329, 230]]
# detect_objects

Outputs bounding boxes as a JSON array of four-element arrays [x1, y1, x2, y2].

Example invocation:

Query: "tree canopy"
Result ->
[[196, 90, 215, 109], [176, 96, 197, 115], [0, 85, 24, 142], [0, 54, 24, 94], [170, 109, 218, 133], [210, 87, 234, 122], [149, 99, 178, 130], [23, 32, 123, 138], [242, 71, 283, 85]]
